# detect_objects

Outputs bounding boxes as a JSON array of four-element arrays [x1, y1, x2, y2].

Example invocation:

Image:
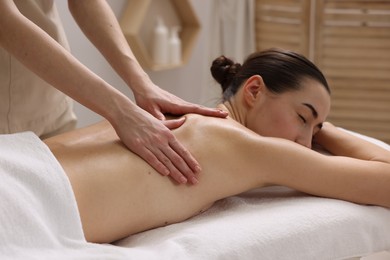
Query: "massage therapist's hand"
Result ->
[[134, 83, 228, 121], [123, 84, 227, 185], [111, 101, 203, 185]]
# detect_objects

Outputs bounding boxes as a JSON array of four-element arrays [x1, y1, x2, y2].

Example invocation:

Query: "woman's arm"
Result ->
[[263, 124, 390, 208], [314, 122, 390, 163]]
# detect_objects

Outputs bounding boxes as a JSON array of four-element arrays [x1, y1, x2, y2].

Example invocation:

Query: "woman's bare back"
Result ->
[[44, 115, 265, 243]]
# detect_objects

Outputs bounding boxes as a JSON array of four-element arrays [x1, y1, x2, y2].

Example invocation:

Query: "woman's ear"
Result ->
[[242, 75, 266, 108]]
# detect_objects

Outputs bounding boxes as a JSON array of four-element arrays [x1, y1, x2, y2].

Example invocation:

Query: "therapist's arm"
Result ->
[[0, 0, 201, 184], [67, 0, 227, 120]]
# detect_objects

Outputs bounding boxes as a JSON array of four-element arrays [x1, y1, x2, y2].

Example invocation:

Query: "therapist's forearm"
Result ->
[[68, 0, 152, 94], [0, 1, 134, 125]]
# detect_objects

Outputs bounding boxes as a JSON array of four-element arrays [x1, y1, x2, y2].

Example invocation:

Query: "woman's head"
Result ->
[[210, 48, 331, 148]]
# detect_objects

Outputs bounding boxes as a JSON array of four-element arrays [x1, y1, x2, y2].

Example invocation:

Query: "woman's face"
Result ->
[[246, 78, 331, 148]]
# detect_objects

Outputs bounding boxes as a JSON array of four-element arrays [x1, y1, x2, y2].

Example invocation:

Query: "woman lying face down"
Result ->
[[211, 49, 331, 148], [44, 49, 390, 243]]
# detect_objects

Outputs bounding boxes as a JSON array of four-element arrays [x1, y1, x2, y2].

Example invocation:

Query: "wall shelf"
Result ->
[[120, 0, 201, 71]]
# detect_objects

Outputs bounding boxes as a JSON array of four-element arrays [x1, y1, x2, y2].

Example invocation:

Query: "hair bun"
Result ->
[[210, 55, 242, 92]]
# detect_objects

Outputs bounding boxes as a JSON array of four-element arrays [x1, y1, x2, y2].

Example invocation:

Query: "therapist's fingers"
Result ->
[[164, 137, 200, 184], [162, 118, 201, 173], [152, 118, 200, 184], [130, 129, 199, 184], [113, 108, 200, 184], [145, 134, 200, 185]]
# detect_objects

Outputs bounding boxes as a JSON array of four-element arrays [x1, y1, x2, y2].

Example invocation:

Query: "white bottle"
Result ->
[[152, 17, 169, 65], [169, 26, 182, 65]]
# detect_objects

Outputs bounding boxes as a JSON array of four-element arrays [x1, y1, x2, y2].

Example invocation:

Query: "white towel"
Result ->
[[0, 132, 129, 259], [0, 132, 81, 257]]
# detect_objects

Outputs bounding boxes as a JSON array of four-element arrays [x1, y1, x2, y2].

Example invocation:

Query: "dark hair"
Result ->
[[210, 48, 330, 101]]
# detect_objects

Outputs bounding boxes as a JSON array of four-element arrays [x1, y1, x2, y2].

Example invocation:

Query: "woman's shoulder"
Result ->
[[181, 114, 306, 154], [183, 113, 240, 130], [178, 113, 259, 141]]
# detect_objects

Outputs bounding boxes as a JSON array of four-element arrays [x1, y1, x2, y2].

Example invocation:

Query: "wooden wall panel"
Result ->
[[315, 0, 390, 143], [255, 0, 310, 56]]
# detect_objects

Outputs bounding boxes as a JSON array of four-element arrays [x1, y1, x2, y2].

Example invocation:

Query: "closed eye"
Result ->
[[298, 114, 307, 124]]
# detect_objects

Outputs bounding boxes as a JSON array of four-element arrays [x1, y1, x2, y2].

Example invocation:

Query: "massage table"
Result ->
[[0, 130, 389, 259]]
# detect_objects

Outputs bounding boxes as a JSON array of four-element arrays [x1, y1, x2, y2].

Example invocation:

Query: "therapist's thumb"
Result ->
[[163, 117, 186, 130]]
